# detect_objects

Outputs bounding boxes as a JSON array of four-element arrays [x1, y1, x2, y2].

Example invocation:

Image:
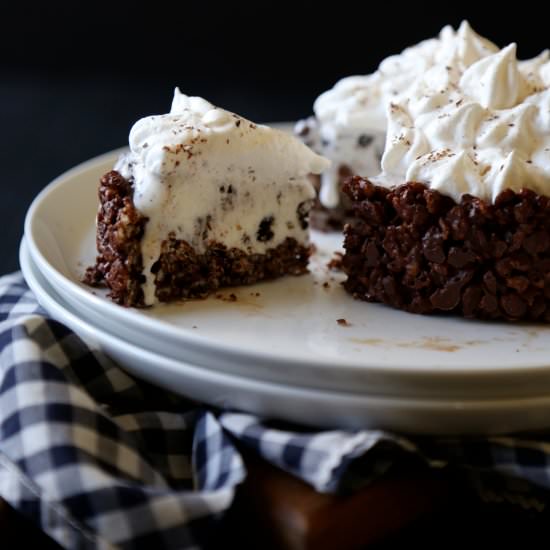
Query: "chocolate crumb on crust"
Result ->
[[85, 171, 311, 307], [342, 176, 550, 322], [151, 235, 310, 303]]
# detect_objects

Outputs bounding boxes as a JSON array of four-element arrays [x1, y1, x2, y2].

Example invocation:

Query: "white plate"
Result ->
[[20, 238, 550, 435], [24, 147, 550, 400]]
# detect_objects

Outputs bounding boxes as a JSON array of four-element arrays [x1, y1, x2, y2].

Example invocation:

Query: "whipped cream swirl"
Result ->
[[306, 21, 499, 208], [377, 44, 550, 202], [315, 21, 498, 134]]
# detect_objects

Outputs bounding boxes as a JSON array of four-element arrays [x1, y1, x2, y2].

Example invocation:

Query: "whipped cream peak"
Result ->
[[313, 74, 384, 132], [459, 43, 522, 109], [128, 89, 329, 180], [170, 87, 214, 115], [454, 20, 498, 67], [378, 38, 550, 203], [519, 49, 550, 73], [520, 50, 550, 94]]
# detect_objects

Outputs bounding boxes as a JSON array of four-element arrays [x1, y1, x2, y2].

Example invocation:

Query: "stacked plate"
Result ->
[[22, 147, 550, 435]]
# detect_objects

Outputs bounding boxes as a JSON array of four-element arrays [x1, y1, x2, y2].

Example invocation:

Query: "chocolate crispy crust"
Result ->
[[85, 170, 311, 307], [342, 177, 550, 322], [84, 171, 147, 306]]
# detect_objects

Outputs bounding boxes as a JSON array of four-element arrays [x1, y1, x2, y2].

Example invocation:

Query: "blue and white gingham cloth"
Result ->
[[0, 272, 549, 549]]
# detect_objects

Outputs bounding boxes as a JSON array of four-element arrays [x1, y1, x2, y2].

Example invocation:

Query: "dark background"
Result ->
[[2, 3, 548, 275]]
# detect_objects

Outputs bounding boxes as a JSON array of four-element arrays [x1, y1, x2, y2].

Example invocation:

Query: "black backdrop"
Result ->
[[1, 3, 547, 274]]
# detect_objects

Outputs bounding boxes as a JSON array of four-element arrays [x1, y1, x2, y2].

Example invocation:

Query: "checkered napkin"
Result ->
[[0, 272, 549, 549]]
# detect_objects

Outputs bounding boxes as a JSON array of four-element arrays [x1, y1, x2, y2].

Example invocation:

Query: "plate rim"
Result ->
[[21, 237, 550, 409], [23, 147, 550, 378], [23, 236, 550, 435]]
